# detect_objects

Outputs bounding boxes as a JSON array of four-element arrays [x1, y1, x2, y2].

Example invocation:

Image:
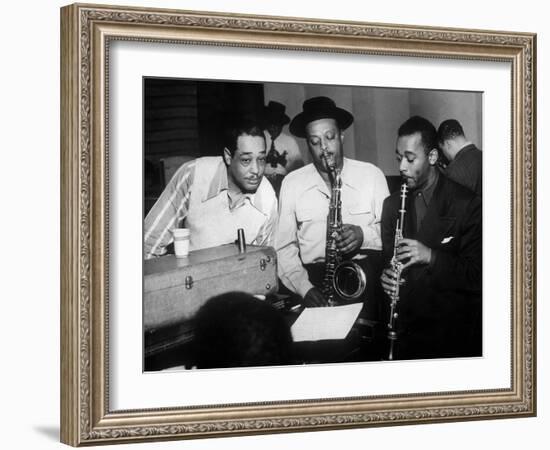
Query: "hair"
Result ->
[[222, 116, 265, 156], [437, 119, 465, 144], [397, 115, 438, 154], [193, 292, 293, 369]]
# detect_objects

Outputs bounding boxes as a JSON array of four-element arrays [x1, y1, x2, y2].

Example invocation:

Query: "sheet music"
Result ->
[[290, 303, 363, 342]]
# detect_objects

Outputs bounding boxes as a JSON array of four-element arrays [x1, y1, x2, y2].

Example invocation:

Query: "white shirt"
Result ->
[[144, 157, 278, 259], [275, 158, 389, 297]]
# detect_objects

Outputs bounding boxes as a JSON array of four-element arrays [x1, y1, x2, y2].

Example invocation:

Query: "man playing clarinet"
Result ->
[[380, 116, 482, 360]]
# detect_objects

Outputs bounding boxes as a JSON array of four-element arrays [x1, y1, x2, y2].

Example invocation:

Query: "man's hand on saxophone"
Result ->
[[304, 287, 329, 307], [335, 224, 364, 255]]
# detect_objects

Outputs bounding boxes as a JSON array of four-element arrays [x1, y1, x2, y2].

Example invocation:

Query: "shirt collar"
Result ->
[[203, 159, 228, 201], [202, 158, 267, 215], [303, 158, 357, 197], [415, 169, 439, 206], [339, 158, 360, 190]]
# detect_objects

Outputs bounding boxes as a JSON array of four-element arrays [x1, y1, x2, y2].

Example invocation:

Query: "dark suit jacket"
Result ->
[[381, 174, 482, 359], [445, 143, 482, 196]]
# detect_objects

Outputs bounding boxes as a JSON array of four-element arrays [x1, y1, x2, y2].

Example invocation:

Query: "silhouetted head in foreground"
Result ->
[[194, 292, 293, 369]]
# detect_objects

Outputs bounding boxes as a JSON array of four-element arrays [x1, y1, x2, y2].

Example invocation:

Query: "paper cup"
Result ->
[[172, 228, 190, 258]]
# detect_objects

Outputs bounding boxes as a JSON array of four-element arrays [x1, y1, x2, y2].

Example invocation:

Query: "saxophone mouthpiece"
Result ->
[[322, 151, 335, 170]]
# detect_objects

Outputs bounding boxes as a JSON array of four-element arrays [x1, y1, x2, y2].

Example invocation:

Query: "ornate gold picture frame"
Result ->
[[60, 2, 536, 446]]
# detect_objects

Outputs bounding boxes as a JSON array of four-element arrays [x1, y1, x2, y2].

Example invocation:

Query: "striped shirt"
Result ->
[[144, 157, 278, 259]]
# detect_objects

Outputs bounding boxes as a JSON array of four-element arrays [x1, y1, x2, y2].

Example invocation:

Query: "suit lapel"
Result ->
[[417, 176, 456, 248]]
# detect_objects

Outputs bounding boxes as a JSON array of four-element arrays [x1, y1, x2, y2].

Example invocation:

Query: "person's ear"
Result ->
[[223, 148, 233, 166], [428, 148, 439, 165]]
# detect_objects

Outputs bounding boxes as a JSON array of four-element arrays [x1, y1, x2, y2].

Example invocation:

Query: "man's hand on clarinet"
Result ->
[[396, 238, 432, 270], [381, 267, 405, 297]]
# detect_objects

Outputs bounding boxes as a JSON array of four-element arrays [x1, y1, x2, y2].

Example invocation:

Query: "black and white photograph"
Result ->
[[142, 78, 483, 371], [54, 1, 538, 447]]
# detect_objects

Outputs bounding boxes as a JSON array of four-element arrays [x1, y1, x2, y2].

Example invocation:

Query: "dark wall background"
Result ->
[[144, 78, 264, 212], [144, 78, 263, 165]]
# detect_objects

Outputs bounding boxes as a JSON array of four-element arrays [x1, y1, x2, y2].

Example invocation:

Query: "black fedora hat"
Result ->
[[289, 96, 354, 138], [262, 101, 290, 126]]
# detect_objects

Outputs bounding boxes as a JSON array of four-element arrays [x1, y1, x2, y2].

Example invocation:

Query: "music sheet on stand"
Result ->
[[291, 303, 363, 342]]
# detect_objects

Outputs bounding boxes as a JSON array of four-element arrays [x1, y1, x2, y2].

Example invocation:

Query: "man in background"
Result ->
[[144, 117, 277, 259], [262, 101, 304, 196], [437, 119, 482, 196], [380, 116, 482, 360]]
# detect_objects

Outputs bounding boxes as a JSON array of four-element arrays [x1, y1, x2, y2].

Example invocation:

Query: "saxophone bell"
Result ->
[[333, 260, 368, 300]]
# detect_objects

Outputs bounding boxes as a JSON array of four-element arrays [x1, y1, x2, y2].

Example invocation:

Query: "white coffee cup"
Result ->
[[172, 228, 190, 258]]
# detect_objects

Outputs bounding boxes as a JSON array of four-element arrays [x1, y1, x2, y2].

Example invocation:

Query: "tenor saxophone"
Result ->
[[321, 151, 367, 306], [387, 183, 408, 360]]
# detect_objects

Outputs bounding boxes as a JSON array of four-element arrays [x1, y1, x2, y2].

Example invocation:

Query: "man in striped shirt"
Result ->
[[144, 119, 278, 259]]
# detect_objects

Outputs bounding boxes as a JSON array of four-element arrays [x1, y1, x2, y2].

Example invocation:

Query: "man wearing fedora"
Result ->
[[262, 100, 304, 196], [275, 96, 389, 311]]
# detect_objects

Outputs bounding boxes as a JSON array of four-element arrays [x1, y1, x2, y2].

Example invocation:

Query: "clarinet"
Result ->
[[387, 183, 408, 360]]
